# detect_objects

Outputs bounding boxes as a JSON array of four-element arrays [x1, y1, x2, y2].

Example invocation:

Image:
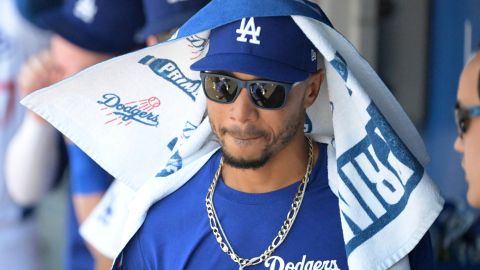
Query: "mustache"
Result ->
[[219, 125, 269, 138]]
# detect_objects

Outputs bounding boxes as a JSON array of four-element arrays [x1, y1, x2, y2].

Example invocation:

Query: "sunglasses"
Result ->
[[200, 72, 300, 109], [454, 102, 480, 136]]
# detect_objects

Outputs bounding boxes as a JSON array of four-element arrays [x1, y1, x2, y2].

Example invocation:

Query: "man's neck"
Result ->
[[221, 136, 319, 193]]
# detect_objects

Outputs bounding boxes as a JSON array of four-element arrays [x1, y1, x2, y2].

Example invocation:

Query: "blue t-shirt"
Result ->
[[118, 143, 432, 270], [67, 143, 113, 194]]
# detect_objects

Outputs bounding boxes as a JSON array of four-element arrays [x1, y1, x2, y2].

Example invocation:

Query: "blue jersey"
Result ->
[[67, 143, 113, 194], [118, 143, 433, 270]]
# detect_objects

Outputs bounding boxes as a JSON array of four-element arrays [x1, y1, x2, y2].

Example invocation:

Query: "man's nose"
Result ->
[[454, 136, 464, 153], [228, 88, 258, 123]]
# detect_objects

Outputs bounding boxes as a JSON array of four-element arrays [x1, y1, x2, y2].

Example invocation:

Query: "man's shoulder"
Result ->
[[140, 150, 221, 234]]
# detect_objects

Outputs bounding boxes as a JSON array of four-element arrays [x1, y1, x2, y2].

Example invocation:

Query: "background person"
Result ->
[[5, 0, 145, 269], [454, 50, 480, 207], [0, 0, 53, 269], [75, 0, 210, 262], [138, 0, 210, 46]]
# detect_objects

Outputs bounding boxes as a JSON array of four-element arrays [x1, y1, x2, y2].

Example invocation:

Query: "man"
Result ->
[[118, 16, 433, 269], [454, 50, 480, 208], [5, 0, 144, 269]]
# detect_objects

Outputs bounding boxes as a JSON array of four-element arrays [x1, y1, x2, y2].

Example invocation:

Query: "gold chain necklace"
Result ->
[[205, 137, 314, 270]]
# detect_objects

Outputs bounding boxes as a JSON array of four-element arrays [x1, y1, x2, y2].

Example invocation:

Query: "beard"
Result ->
[[210, 110, 304, 169]]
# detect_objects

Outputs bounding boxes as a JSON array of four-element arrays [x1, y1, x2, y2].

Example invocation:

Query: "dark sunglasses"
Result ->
[[454, 102, 480, 136], [200, 72, 300, 109]]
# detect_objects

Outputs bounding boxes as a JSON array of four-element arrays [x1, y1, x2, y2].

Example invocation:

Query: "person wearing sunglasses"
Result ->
[[454, 51, 480, 208], [118, 16, 433, 270]]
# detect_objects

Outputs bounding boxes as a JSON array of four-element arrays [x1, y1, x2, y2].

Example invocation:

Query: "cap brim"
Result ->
[[190, 54, 309, 83]]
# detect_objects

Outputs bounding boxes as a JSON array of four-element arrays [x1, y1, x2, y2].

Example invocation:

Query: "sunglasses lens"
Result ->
[[455, 106, 471, 136], [249, 83, 286, 109], [460, 118, 470, 134], [203, 75, 238, 103]]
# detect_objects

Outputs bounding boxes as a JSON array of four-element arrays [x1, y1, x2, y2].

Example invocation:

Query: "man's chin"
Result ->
[[222, 138, 265, 154], [221, 148, 270, 170]]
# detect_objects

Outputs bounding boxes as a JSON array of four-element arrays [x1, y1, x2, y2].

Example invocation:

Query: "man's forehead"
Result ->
[[463, 54, 480, 86], [458, 53, 480, 104], [230, 71, 262, 80], [213, 70, 267, 80]]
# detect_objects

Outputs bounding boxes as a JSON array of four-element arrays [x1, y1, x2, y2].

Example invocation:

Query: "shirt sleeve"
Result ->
[[66, 143, 113, 194], [408, 231, 434, 270], [5, 116, 65, 206]]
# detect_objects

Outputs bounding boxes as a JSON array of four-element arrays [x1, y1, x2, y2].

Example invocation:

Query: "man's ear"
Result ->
[[303, 69, 325, 108]]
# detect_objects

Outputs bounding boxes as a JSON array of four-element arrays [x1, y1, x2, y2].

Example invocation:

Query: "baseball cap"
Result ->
[[190, 16, 320, 83], [136, 0, 209, 42], [36, 0, 145, 54], [15, 0, 63, 29]]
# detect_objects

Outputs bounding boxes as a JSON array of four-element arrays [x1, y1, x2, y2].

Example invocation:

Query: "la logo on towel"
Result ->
[[236, 17, 261, 44]]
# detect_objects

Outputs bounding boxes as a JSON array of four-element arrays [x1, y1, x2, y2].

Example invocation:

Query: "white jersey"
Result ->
[[0, 0, 50, 269]]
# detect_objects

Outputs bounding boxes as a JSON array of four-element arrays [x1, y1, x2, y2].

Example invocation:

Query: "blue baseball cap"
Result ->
[[137, 0, 209, 41], [15, 0, 63, 29], [36, 0, 145, 54], [190, 16, 319, 83]]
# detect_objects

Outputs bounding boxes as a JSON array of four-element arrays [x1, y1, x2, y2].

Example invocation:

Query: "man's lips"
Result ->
[[227, 134, 265, 146], [231, 135, 262, 140], [230, 135, 263, 144]]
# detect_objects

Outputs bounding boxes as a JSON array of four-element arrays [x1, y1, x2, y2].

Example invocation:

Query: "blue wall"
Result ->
[[425, 0, 480, 202]]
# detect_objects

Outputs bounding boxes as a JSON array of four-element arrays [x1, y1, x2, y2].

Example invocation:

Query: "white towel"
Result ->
[[22, 1, 444, 269]]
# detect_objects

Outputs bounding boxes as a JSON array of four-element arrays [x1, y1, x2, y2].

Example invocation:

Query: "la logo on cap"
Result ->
[[236, 17, 261, 45], [74, 0, 98, 23]]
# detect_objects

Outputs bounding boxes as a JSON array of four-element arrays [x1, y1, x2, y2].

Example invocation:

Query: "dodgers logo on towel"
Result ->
[[139, 55, 201, 101], [97, 93, 161, 127], [337, 103, 423, 255]]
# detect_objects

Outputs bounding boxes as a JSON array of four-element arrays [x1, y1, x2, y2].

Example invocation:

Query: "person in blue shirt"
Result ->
[[118, 16, 433, 270]]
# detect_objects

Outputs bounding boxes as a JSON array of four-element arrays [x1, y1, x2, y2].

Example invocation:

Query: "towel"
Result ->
[[21, 1, 444, 269]]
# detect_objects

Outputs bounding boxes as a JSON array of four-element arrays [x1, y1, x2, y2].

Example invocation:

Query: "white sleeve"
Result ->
[[5, 114, 62, 206]]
